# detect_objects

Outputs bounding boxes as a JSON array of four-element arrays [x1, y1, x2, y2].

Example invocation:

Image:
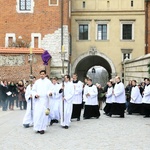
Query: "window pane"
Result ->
[[79, 24, 88, 40], [50, 0, 57, 5], [20, 0, 31, 11], [97, 24, 107, 40], [122, 24, 132, 40]]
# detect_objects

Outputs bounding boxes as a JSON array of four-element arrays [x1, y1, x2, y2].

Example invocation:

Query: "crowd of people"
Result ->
[[0, 79, 29, 111], [103, 77, 150, 118], [1, 70, 150, 135]]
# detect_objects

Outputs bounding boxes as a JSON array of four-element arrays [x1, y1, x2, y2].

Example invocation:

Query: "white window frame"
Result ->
[[120, 20, 135, 41], [31, 33, 41, 48], [5, 33, 16, 47], [122, 53, 131, 61], [76, 20, 91, 41], [16, 0, 34, 13], [49, 0, 59, 6], [121, 49, 133, 62], [95, 20, 109, 41]]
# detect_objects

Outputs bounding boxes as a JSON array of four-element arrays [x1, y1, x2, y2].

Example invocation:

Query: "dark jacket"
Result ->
[[1, 85, 8, 101]]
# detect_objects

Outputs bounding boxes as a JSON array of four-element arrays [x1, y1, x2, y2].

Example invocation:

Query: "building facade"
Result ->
[[0, 47, 46, 82], [71, 0, 145, 82], [0, 0, 71, 79], [145, 0, 150, 54]]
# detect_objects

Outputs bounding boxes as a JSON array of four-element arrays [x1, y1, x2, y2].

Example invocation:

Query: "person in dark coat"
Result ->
[[8, 81, 17, 110], [1, 80, 9, 111], [17, 80, 26, 110]]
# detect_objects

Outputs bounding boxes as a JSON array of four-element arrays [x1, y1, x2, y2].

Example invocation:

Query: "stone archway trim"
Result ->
[[71, 52, 116, 78]]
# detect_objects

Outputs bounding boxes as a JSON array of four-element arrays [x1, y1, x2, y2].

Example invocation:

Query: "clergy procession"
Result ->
[[22, 70, 150, 135]]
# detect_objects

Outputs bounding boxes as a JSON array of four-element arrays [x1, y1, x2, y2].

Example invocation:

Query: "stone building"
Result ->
[[145, 0, 150, 53], [71, 0, 145, 82], [0, 0, 71, 79]]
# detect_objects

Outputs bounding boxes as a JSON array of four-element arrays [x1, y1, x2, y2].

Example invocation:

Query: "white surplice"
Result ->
[[72, 81, 83, 104], [60, 81, 74, 127], [106, 86, 113, 104], [130, 86, 142, 104], [84, 84, 98, 105], [113, 82, 126, 103], [142, 84, 150, 104], [23, 84, 34, 126], [32, 78, 52, 131], [48, 83, 62, 121], [83, 84, 88, 102]]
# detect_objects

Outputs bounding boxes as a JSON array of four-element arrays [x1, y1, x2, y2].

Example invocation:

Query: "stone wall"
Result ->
[[0, 48, 50, 83], [124, 54, 150, 86], [41, 25, 70, 78]]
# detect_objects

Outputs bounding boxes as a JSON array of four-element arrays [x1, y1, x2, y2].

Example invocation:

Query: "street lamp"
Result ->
[[92, 67, 96, 84]]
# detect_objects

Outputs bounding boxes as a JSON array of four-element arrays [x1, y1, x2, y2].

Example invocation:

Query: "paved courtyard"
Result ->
[[0, 108, 149, 150]]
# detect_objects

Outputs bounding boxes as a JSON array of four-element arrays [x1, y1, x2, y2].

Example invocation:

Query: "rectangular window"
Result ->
[[79, 24, 88, 40], [123, 53, 130, 60], [49, 0, 58, 6], [8, 37, 13, 46], [97, 24, 107, 40], [83, 2, 85, 8], [19, 0, 31, 11], [34, 37, 38, 48], [122, 24, 132, 40], [5, 33, 16, 47], [31, 33, 41, 48], [131, 0, 133, 7]]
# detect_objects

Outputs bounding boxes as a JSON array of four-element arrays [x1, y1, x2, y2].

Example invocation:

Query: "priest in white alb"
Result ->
[[48, 77, 62, 125], [23, 76, 36, 128], [32, 70, 52, 134], [60, 75, 74, 129]]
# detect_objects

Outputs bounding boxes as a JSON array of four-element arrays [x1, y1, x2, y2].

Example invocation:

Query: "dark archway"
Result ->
[[75, 55, 112, 82]]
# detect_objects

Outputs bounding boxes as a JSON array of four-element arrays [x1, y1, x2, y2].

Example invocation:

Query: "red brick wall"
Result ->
[[0, 54, 50, 83], [0, 0, 70, 47]]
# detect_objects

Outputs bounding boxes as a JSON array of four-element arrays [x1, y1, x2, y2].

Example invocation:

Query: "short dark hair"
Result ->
[[40, 70, 46, 74], [65, 74, 70, 80], [52, 77, 58, 80], [144, 77, 149, 81]]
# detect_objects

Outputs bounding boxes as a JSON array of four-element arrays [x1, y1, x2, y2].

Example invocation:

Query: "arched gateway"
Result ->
[[71, 48, 116, 82]]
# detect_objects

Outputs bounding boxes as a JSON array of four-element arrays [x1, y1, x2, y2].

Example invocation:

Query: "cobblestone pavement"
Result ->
[[0, 108, 149, 150]]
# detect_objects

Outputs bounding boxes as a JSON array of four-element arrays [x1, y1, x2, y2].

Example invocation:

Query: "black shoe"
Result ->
[[120, 115, 125, 118], [64, 126, 69, 129], [106, 113, 112, 117], [50, 120, 55, 126], [143, 115, 150, 118], [23, 124, 30, 128], [77, 118, 80, 121], [96, 116, 99, 119], [55, 119, 59, 123], [39, 130, 45, 134], [83, 117, 90, 119], [128, 112, 132, 115]]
